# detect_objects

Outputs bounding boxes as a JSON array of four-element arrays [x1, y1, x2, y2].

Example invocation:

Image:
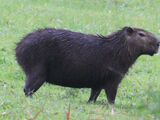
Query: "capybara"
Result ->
[[15, 26, 160, 104]]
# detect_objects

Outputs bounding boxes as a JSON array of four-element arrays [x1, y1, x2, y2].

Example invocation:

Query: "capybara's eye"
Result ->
[[138, 33, 145, 37]]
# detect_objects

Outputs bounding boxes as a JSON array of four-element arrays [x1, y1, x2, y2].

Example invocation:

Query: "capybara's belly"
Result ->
[[46, 63, 103, 88]]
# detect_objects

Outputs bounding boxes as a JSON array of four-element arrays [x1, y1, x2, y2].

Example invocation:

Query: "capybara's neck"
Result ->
[[98, 30, 140, 74]]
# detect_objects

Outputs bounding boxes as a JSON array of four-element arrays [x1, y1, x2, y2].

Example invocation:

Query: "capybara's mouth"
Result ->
[[155, 47, 159, 54], [149, 46, 159, 56], [152, 46, 160, 56]]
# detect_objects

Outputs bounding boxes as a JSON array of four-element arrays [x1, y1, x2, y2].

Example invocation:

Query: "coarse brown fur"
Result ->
[[15, 26, 160, 104]]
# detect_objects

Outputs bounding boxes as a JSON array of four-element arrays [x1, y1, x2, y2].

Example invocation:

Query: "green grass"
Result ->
[[0, 0, 160, 119]]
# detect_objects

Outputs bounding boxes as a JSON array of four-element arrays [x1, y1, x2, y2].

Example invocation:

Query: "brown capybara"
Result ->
[[15, 26, 160, 104]]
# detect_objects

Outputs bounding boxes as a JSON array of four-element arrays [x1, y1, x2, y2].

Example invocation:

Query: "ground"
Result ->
[[0, 0, 160, 119]]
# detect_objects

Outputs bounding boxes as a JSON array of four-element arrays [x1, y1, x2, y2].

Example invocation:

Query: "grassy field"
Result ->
[[0, 0, 160, 119]]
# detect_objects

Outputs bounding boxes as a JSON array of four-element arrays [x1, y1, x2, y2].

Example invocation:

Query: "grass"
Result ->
[[0, 0, 160, 119]]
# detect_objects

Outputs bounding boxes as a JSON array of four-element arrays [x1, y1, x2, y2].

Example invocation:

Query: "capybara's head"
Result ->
[[123, 26, 160, 56]]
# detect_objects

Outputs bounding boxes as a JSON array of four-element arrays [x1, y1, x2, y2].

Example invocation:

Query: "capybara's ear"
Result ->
[[124, 26, 134, 35]]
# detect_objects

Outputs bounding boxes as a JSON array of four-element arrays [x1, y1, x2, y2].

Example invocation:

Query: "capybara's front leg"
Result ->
[[88, 88, 101, 103], [105, 82, 119, 104], [24, 64, 47, 97]]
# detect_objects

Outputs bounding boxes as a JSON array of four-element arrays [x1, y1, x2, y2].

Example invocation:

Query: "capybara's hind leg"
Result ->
[[88, 88, 101, 103], [24, 64, 46, 97]]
